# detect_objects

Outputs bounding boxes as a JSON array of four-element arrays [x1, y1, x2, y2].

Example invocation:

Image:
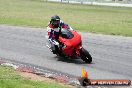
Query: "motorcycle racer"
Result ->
[[47, 15, 73, 54]]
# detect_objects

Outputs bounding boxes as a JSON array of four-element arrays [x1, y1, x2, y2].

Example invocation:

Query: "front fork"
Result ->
[[75, 46, 82, 56]]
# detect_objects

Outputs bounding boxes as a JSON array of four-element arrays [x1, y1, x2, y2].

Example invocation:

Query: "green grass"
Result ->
[[0, 65, 71, 88], [0, 0, 132, 36]]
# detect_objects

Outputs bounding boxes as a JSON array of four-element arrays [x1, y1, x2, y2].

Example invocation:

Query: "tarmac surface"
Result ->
[[0, 25, 132, 84]]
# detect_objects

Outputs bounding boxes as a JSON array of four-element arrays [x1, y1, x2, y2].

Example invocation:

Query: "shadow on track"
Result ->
[[54, 56, 93, 64]]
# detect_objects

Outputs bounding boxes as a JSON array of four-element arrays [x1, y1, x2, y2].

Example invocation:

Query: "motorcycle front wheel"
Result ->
[[80, 48, 92, 63]]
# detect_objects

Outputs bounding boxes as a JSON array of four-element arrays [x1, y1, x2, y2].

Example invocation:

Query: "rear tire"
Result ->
[[81, 48, 92, 63]]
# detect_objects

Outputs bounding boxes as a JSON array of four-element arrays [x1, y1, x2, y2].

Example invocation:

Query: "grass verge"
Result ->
[[0, 65, 72, 88], [0, 0, 132, 36]]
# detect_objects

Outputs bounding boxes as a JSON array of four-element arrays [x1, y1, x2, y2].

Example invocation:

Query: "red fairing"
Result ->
[[59, 30, 82, 56]]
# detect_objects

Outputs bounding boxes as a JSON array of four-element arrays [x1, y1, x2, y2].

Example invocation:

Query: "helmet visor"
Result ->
[[52, 20, 60, 28]]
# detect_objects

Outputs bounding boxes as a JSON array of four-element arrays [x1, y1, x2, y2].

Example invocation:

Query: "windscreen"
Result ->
[[61, 28, 74, 39]]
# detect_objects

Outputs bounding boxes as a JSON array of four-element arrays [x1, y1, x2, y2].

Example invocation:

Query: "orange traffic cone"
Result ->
[[81, 67, 88, 78], [85, 71, 88, 78]]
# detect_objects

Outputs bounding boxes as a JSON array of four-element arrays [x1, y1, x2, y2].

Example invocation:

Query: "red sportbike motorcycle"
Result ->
[[46, 28, 92, 63]]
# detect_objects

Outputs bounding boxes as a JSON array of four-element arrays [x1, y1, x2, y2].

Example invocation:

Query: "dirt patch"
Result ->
[[17, 71, 75, 88], [18, 71, 52, 81]]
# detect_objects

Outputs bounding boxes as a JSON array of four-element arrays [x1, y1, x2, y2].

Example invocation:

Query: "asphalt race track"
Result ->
[[0, 25, 132, 82]]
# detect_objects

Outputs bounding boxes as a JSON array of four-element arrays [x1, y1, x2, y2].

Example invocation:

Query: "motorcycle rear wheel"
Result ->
[[81, 48, 92, 63]]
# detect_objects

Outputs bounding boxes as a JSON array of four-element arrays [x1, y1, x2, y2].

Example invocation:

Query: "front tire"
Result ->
[[81, 48, 92, 63]]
